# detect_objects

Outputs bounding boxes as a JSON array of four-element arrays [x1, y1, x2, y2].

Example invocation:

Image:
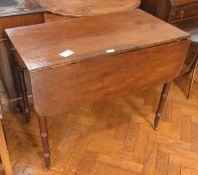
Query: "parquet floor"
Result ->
[[1, 72, 198, 175]]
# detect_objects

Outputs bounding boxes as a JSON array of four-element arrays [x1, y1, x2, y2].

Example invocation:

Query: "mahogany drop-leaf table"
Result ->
[[5, 9, 190, 169]]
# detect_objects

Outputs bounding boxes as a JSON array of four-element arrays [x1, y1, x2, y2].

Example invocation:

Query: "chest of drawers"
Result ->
[[140, 0, 198, 28]]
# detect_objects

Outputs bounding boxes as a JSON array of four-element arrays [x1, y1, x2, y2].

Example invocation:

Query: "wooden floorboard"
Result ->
[[1, 71, 198, 175]]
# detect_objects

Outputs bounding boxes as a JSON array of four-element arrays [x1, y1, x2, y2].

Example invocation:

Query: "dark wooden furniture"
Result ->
[[0, 0, 45, 112], [140, 0, 198, 27], [5, 9, 190, 169], [141, 0, 198, 98], [0, 104, 13, 175]]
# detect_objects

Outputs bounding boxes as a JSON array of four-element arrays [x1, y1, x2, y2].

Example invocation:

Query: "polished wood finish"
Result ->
[[38, 0, 140, 17], [0, 0, 45, 109], [6, 9, 190, 168], [0, 107, 12, 175], [6, 9, 190, 116], [30, 40, 188, 117]]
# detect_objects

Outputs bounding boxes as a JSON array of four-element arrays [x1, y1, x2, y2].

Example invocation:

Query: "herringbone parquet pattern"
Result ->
[[1, 73, 198, 175]]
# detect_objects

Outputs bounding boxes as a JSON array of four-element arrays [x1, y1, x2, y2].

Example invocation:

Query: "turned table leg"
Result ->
[[17, 66, 30, 122], [38, 116, 50, 170], [11, 48, 30, 122], [154, 82, 171, 130]]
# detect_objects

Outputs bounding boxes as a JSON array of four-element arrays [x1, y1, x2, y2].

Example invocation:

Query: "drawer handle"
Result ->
[[0, 38, 6, 43], [180, 10, 184, 19]]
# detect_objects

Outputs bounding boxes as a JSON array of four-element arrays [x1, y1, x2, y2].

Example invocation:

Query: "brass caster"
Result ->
[[24, 109, 31, 123], [154, 125, 158, 131], [42, 164, 49, 171], [24, 115, 30, 123]]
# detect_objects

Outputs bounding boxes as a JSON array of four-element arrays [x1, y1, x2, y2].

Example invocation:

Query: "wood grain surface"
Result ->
[[30, 40, 189, 117], [6, 9, 189, 72], [37, 0, 140, 17], [6, 9, 190, 117]]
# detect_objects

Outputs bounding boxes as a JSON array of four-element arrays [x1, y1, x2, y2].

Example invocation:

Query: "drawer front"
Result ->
[[174, 17, 198, 30], [175, 4, 198, 20]]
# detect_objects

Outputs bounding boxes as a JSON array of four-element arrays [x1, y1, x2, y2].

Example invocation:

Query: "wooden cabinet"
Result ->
[[140, 0, 198, 28], [0, 0, 45, 110], [141, 0, 198, 99]]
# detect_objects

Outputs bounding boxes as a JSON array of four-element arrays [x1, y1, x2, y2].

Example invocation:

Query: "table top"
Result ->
[[37, 0, 140, 17], [0, 0, 44, 17], [6, 9, 189, 73]]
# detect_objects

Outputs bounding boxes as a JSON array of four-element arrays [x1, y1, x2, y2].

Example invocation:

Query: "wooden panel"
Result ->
[[140, 0, 171, 21], [5, 9, 189, 72], [30, 40, 189, 116], [175, 5, 198, 20], [0, 13, 44, 38], [175, 17, 198, 30], [37, 0, 140, 17], [169, 3, 198, 24], [140, 0, 158, 15], [155, 0, 172, 21]]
